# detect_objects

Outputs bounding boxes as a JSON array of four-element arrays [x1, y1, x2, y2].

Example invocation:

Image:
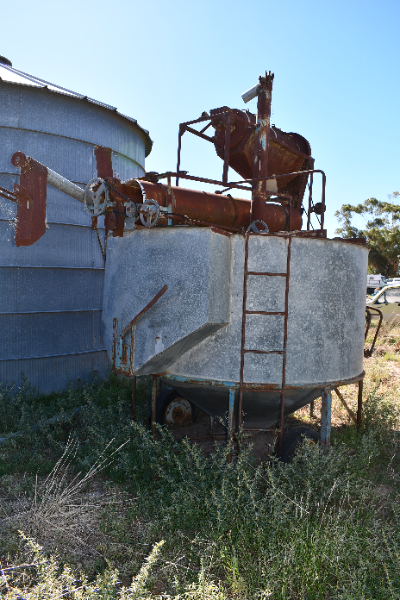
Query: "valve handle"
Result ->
[[140, 199, 160, 228], [246, 220, 269, 234], [84, 177, 109, 217]]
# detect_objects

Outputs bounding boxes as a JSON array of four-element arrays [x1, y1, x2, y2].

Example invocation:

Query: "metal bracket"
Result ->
[[364, 306, 383, 357], [11, 152, 48, 246]]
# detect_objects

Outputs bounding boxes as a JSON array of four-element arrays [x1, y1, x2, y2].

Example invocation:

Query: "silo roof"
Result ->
[[0, 59, 153, 156]]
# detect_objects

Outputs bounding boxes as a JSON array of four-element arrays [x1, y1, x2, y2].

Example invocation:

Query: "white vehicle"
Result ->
[[367, 274, 387, 294], [367, 284, 400, 318], [386, 278, 400, 286]]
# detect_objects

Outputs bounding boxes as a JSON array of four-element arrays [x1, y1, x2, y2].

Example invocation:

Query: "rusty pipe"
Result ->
[[252, 73, 274, 207], [122, 180, 297, 233], [11, 152, 91, 205]]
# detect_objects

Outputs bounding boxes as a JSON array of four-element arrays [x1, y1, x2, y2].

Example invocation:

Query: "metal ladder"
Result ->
[[237, 232, 292, 454]]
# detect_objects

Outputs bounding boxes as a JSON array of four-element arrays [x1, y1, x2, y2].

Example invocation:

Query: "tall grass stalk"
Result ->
[[0, 352, 398, 598]]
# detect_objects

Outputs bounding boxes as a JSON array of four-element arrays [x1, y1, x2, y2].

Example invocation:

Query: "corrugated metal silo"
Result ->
[[0, 56, 152, 393]]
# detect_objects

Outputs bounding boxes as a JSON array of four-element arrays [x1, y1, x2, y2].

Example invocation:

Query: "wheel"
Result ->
[[139, 199, 160, 228], [275, 426, 320, 463], [83, 177, 109, 217], [156, 388, 197, 427]]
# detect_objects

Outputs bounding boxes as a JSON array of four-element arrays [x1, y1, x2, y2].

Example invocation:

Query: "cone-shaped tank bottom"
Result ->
[[161, 373, 364, 430]]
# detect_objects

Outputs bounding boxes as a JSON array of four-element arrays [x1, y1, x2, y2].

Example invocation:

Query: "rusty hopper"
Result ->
[[103, 229, 367, 431]]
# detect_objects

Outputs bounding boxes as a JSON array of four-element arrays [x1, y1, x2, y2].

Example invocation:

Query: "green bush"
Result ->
[[0, 374, 399, 598]]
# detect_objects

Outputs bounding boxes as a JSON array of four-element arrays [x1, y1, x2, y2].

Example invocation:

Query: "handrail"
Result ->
[[364, 306, 383, 357]]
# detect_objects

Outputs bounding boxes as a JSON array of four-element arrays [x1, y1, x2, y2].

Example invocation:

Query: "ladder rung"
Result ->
[[245, 310, 285, 315], [244, 349, 285, 355], [246, 271, 287, 276]]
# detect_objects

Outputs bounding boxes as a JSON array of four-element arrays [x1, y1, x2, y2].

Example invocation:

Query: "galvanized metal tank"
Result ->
[[0, 56, 151, 393], [103, 229, 368, 429]]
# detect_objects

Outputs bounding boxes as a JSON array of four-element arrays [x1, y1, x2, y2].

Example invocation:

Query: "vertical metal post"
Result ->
[[227, 388, 236, 462], [307, 173, 313, 231], [277, 234, 292, 457], [131, 376, 136, 421], [251, 71, 274, 223], [151, 375, 158, 438], [167, 174, 173, 227], [176, 125, 184, 186], [320, 173, 326, 230], [210, 416, 214, 441], [112, 318, 118, 371], [321, 387, 332, 453], [238, 233, 250, 427], [357, 379, 363, 430], [228, 388, 235, 434], [222, 114, 231, 184], [309, 399, 314, 418]]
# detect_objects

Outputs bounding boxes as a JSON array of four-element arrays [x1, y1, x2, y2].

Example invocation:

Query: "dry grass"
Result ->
[[0, 322, 400, 598], [0, 438, 139, 576]]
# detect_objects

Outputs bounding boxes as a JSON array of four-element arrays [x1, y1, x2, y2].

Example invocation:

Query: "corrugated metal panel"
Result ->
[[0, 123, 145, 183], [0, 351, 110, 394], [0, 268, 104, 312], [0, 67, 149, 394], [0, 63, 152, 155], [0, 221, 105, 268], [0, 177, 106, 228], [0, 311, 104, 358]]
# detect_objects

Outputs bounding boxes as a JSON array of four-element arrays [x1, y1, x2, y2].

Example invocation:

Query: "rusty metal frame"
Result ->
[[333, 387, 357, 424], [335, 380, 364, 430], [237, 230, 291, 457], [176, 107, 253, 187], [317, 303, 383, 430], [112, 285, 168, 376], [148, 170, 327, 232], [277, 234, 292, 455], [364, 306, 383, 357], [162, 366, 366, 449], [306, 172, 314, 231], [225, 170, 326, 230], [0, 186, 26, 203]]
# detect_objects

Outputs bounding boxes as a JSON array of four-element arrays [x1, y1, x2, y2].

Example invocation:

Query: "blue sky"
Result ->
[[2, 0, 399, 236]]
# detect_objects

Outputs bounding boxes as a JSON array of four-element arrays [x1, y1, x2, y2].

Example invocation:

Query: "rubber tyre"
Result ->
[[275, 426, 320, 463], [156, 388, 197, 427]]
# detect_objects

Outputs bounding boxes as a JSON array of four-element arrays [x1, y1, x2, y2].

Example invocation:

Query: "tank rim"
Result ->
[[160, 371, 365, 391], [0, 61, 152, 156]]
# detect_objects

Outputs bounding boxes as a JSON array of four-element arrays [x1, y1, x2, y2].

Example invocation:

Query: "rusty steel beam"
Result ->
[[11, 152, 48, 246], [252, 72, 274, 223], [94, 146, 113, 178], [364, 306, 383, 357]]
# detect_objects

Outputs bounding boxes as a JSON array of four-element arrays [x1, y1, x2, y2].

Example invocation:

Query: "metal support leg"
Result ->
[[309, 400, 314, 418], [334, 387, 356, 423], [131, 376, 136, 421], [151, 375, 158, 439], [227, 388, 235, 462], [321, 387, 332, 453], [210, 416, 214, 441], [357, 379, 363, 430]]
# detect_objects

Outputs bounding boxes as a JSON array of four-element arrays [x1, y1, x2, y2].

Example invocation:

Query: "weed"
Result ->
[[0, 327, 399, 598]]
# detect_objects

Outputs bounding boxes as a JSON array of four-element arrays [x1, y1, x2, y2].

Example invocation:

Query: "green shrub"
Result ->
[[0, 372, 399, 598]]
